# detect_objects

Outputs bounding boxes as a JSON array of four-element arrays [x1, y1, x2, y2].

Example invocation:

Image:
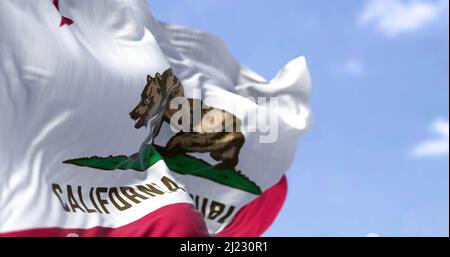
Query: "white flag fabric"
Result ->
[[0, 0, 208, 237], [146, 17, 312, 235], [0, 0, 311, 237]]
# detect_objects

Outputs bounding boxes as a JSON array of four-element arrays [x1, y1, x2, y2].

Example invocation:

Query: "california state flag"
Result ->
[[0, 1, 311, 237]]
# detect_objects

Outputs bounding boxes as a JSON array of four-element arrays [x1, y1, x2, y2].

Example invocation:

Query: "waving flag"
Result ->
[[0, 0, 311, 237], [147, 16, 311, 236]]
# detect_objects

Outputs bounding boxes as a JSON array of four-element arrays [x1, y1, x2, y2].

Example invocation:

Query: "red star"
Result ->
[[53, 0, 73, 27]]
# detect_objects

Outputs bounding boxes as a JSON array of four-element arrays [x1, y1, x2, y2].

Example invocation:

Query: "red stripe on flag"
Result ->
[[0, 203, 209, 237], [1, 178, 288, 237], [215, 176, 288, 237]]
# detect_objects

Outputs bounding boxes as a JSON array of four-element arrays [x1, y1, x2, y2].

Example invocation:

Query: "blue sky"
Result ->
[[148, 0, 449, 236]]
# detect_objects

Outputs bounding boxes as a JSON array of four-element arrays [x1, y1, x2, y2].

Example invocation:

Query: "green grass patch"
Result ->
[[63, 145, 262, 195]]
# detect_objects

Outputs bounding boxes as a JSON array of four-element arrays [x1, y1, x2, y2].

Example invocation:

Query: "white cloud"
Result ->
[[343, 58, 365, 76], [412, 118, 449, 158], [359, 0, 449, 37], [332, 58, 365, 77], [366, 232, 380, 237]]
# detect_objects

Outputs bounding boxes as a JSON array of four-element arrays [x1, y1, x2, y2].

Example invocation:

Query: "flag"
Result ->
[[0, 0, 311, 237]]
